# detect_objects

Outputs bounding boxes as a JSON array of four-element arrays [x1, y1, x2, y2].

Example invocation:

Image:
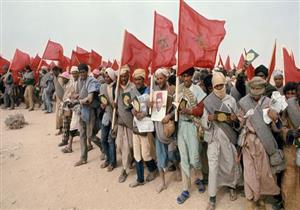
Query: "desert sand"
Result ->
[[1, 106, 273, 210]]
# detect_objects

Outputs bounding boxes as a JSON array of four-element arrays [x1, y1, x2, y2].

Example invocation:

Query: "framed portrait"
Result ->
[[122, 92, 132, 109], [131, 96, 141, 112], [151, 90, 167, 121], [99, 94, 108, 106]]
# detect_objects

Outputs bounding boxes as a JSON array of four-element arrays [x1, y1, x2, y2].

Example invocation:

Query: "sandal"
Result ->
[[176, 191, 189, 204], [62, 147, 73, 153], [195, 178, 206, 193]]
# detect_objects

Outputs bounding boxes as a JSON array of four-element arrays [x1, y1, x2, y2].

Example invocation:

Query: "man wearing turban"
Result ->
[[238, 76, 284, 210], [128, 68, 158, 188], [99, 67, 118, 171], [202, 72, 242, 210], [254, 65, 277, 97], [115, 65, 135, 183]]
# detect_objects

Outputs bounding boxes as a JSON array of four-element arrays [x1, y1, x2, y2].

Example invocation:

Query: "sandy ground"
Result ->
[[0, 106, 273, 210]]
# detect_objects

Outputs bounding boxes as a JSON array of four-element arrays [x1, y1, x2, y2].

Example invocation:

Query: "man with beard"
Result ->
[[129, 68, 158, 188], [99, 68, 117, 171], [152, 68, 180, 193], [272, 70, 284, 95], [202, 72, 242, 210], [115, 65, 135, 182], [238, 77, 284, 210], [176, 67, 207, 204]]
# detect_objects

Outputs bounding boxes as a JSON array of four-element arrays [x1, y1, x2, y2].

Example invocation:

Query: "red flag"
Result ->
[[107, 60, 112, 68], [70, 50, 80, 66], [178, 0, 226, 75], [43, 40, 64, 61], [76, 46, 89, 54], [217, 54, 224, 68], [237, 54, 245, 70], [89, 50, 102, 69], [224, 55, 231, 71], [0, 56, 10, 74], [112, 60, 119, 70], [121, 30, 152, 71], [246, 64, 255, 81], [268, 41, 277, 81], [151, 11, 177, 73], [290, 51, 299, 72], [283, 47, 300, 83], [10, 49, 30, 71], [75, 51, 90, 64], [59, 56, 71, 71], [30, 54, 49, 71]]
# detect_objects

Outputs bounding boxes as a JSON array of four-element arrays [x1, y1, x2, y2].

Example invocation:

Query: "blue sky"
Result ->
[[1, 0, 299, 70]]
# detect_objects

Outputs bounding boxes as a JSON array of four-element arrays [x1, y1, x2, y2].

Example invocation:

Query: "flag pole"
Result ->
[[149, 11, 157, 115], [111, 30, 126, 130], [175, 0, 183, 122]]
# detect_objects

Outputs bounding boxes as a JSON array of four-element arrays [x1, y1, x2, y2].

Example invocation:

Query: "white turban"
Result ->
[[273, 69, 283, 78], [120, 65, 130, 75], [212, 72, 226, 87], [70, 66, 79, 73], [155, 68, 170, 78], [105, 68, 117, 81], [132, 68, 146, 79]]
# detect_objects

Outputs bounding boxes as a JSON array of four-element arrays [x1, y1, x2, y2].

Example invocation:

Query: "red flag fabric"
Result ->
[[75, 52, 90, 64], [107, 60, 112, 68], [76, 46, 89, 54], [10, 49, 30, 71], [59, 56, 71, 71], [246, 64, 255, 81], [283, 48, 300, 83], [89, 50, 102, 69], [112, 60, 119, 70], [290, 51, 299, 72], [178, 0, 226, 75], [224, 55, 231, 71], [70, 51, 80, 66], [30, 54, 49, 71], [43, 40, 64, 61], [0, 56, 10, 74], [237, 54, 245, 70], [268, 41, 277, 81], [217, 54, 224, 68], [151, 11, 177, 73], [121, 30, 152, 71]]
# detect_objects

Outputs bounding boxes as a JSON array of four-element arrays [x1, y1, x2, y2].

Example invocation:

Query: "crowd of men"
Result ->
[[0, 63, 299, 210]]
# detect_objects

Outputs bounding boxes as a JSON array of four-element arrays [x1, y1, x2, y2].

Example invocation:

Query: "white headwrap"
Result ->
[[70, 66, 79, 73], [120, 65, 130, 75], [132, 68, 146, 79], [212, 72, 226, 99], [155, 68, 170, 78], [273, 69, 283, 78], [105, 68, 117, 81]]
